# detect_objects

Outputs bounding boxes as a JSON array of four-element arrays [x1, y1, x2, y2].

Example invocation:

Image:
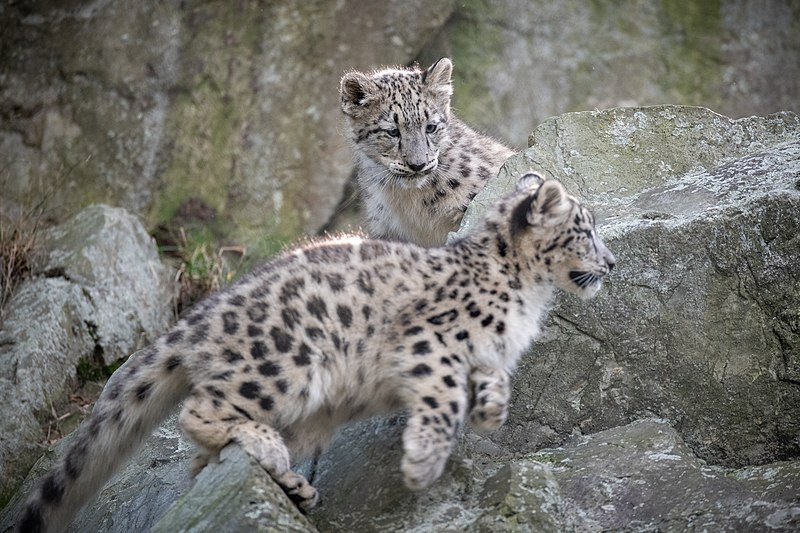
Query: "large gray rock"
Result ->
[[0, 1, 454, 255], [0, 205, 174, 504], [309, 418, 800, 532], [151, 443, 317, 533], [418, 1, 800, 146], [466, 106, 800, 469], [484, 419, 800, 532], [309, 106, 800, 530]]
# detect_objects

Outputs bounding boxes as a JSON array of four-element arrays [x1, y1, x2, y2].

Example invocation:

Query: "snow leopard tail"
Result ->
[[16, 339, 190, 533]]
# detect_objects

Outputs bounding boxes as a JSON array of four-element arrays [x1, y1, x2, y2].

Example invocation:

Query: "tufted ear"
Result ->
[[422, 58, 453, 103], [527, 180, 571, 228], [340, 71, 380, 117], [516, 172, 545, 193]]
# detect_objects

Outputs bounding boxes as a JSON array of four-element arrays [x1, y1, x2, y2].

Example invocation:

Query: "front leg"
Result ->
[[400, 357, 470, 491], [468, 366, 511, 434]]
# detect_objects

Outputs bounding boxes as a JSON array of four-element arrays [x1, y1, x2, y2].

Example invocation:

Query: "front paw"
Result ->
[[469, 376, 509, 434], [401, 427, 451, 490], [469, 399, 508, 433], [401, 447, 448, 491]]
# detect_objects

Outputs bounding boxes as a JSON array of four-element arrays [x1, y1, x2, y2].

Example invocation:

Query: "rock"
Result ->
[[310, 419, 800, 532], [0, 280, 94, 506], [505, 420, 800, 532], [470, 106, 800, 469], [474, 461, 565, 532], [0, 1, 455, 255], [308, 416, 485, 532], [151, 443, 317, 533], [458, 106, 800, 232], [0, 413, 190, 533], [34, 204, 176, 366], [1, 415, 320, 533], [0, 205, 174, 504], [418, 1, 800, 146]]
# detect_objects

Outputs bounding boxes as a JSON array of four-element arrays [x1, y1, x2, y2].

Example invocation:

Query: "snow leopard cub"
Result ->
[[16, 173, 615, 533], [341, 58, 514, 246]]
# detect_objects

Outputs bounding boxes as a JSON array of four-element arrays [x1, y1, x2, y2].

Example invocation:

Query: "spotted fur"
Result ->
[[15, 173, 614, 533], [340, 58, 515, 246]]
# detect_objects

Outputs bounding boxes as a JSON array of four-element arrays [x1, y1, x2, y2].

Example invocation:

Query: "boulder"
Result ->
[[151, 443, 317, 533], [465, 106, 800, 469], [309, 106, 800, 530], [309, 419, 800, 531], [482, 419, 800, 532], [0, 205, 174, 504], [310, 105, 800, 530]]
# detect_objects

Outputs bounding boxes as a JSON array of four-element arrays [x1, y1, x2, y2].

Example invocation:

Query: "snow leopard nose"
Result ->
[[597, 241, 616, 273], [408, 162, 426, 172], [603, 250, 616, 272]]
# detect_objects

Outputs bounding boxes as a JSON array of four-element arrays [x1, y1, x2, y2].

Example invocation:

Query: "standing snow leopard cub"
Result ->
[[16, 174, 614, 533], [341, 58, 515, 247]]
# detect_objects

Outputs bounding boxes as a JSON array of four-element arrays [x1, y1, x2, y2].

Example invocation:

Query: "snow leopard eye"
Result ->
[[425, 123, 437, 134], [387, 128, 400, 138]]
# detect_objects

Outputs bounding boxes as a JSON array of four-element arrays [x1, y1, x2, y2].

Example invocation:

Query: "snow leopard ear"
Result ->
[[340, 72, 380, 117], [423, 58, 453, 103], [527, 180, 572, 228], [516, 172, 545, 193]]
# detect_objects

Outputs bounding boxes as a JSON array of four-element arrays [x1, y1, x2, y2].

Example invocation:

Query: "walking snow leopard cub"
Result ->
[[341, 58, 515, 247], [17, 173, 615, 533]]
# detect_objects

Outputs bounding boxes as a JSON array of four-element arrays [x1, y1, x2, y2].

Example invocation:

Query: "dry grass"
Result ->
[[164, 227, 246, 314], [41, 385, 103, 446], [0, 202, 44, 323]]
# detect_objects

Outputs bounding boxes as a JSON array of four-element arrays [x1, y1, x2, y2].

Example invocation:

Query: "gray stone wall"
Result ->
[[2, 1, 797, 252]]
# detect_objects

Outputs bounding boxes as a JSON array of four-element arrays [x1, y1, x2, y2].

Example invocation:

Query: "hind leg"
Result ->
[[179, 396, 318, 511]]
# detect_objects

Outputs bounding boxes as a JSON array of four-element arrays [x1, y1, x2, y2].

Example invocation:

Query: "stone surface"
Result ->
[[512, 420, 800, 532], [0, 205, 174, 504], [0, 0, 454, 256], [0, 413, 190, 533], [307, 416, 482, 532], [418, 0, 800, 146], [309, 419, 800, 532], [458, 106, 800, 232], [34, 204, 176, 366], [152, 443, 317, 533], [1, 415, 317, 532], [464, 107, 800, 469]]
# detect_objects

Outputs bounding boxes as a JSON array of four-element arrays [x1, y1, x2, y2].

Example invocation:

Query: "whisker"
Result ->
[[569, 271, 600, 289]]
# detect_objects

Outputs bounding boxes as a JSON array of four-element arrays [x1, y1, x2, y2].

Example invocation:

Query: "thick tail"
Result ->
[[16, 339, 189, 533]]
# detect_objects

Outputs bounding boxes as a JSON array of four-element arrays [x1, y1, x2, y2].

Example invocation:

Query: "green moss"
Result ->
[[152, 84, 237, 228], [528, 452, 568, 465], [659, 0, 722, 104], [441, 0, 507, 126], [76, 354, 122, 384], [149, 2, 309, 259]]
